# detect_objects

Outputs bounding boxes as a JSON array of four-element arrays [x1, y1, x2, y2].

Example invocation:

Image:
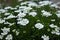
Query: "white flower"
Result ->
[[17, 18, 29, 26], [15, 5, 19, 8], [55, 32, 60, 35], [4, 13, 10, 16], [12, 29, 16, 32], [10, 8, 17, 10], [51, 30, 56, 34], [1, 33, 8, 36], [4, 22, 14, 26], [21, 1, 38, 7], [0, 9, 7, 13], [15, 6, 32, 13], [4, 14, 16, 19], [1, 27, 10, 33], [35, 23, 44, 29], [51, 19, 55, 22], [16, 31, 19, 36], [19, 6, 32, 13], [0, 19, 5, 23], [56, 10, 60, 18], [55, 27, 60, 35], [50, 4, 59, 8], [39, 1, 52, 6], [51, 27, 60, 35], [19, 6, 32, 10], [14, 10, 21, 13], [12, 29, 19, 36], [57, 10, 60, 13], [56, 13, 60, 18], [0, 35, 3, 39], [5, 34, 13, 40], [41, 10, 52, 17], [4, 6, 12, 10], [21, 1, 28, 5], [49, 24, 57, 28], [27, 2, 38, 7], [29, 12, 37, 17], [1, 27, 10, 35], [17, 12, 26, 17], [41, 35, 49, 40], [18, 0, 23, 2]]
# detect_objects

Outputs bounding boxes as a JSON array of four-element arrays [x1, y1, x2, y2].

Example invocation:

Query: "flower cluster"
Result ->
[[0, 0, 60, 40]]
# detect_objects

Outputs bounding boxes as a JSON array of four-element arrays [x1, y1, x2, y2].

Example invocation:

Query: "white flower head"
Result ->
[[14, 10, 21, 13], [19, 6, 32, 13], [1, 27, 10, 33], [1, 32, 8, 36], [41, 35, 49, 40], [21, 1, 38, 7], [4, 13, 10, 16], [5, 34, 13, 40], [0, 19, 5, 23], [17, 12, 26, 17], [50, 4, 59, 8], [12, 29, 16, 32], [27, 2, 38, 7], [41, 10, 52, 17], [56, 10, 60, 18], [18, 0, 23, 2], [21, 1, 28, 5], [51, 19, 55, 22], [57, 10, 60, 13], [29, 12, 37, 17], [16, 31, 19, 36], [19, 6, 32, 10], [4, 22, 15, 26], [5, 14, 16, 19], [17, 18, 29, 26], [56, 13, 60, 18], [35, 23, 44, 29], [10, 8, 17, 10], [39, 1, 52, 6], [55, 27, 60, 33], [1, 27, 10, 35], [49, 24, 57, 28], [4, 6, 12, 10], [0, 35, 4, 39], [0, 9, 7, 13], [51, 27, 60, 35]]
